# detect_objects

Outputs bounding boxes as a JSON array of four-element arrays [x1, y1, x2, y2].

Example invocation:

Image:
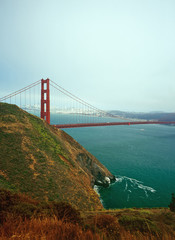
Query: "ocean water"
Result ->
[[50, 113, 175, 209]]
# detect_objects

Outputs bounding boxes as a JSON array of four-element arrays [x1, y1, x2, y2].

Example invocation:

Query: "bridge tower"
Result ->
[[41, 78, 50, 124]]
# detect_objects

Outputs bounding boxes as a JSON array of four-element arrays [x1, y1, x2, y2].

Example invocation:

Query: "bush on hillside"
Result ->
[[11, 202, 38, 219], [118, 215, 158, 234], [93, 214, 120, 239], [0, 189, 39, 223], [49, 202, 82, 224], [0, 189, 19, 211], [0, 189, 82, 224]]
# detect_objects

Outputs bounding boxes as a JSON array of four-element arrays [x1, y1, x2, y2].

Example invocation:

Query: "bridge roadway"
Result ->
[[53, 121, 175, 129]]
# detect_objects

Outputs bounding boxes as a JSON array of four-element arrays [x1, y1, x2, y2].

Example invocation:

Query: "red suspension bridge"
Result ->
[[1, 78, 175, 128]]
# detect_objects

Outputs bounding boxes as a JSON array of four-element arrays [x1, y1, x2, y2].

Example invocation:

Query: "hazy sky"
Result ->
[[0, 0, 175, 112]]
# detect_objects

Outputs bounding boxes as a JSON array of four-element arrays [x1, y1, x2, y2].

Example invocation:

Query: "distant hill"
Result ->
[[0, 103, 115, 210], [109, 110, 175, 121]]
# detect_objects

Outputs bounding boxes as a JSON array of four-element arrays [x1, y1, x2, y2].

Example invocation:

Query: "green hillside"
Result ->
[[0, 102, 114, 210]]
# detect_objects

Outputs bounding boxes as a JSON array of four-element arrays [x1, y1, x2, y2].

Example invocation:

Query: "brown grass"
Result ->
[[0, 216, 103, 240], [1, 188, 175, 239], [0, 215, 175, 240]]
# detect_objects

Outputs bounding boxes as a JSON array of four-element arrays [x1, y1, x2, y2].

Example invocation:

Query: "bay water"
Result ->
[[51, 113, 175, 209]]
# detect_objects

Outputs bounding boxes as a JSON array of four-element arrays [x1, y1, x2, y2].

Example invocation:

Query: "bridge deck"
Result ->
[[53, 121, 175, 129]]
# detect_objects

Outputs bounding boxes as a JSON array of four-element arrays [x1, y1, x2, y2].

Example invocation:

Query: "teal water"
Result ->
[[50, 113, 175, 209]]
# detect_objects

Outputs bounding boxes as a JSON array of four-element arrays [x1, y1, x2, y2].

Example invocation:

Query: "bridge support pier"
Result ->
[[41, 78, 50, 124]]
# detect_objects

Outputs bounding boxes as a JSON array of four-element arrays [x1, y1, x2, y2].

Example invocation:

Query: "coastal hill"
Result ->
[[109, 110, 175, 121], [0, 102, 115, 210], [1, 103, 175, 239]]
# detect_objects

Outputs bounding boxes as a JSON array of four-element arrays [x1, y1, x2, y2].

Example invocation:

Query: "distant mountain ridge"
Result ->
[[0, 103, 115, 210], [109, 110, 175, 121]]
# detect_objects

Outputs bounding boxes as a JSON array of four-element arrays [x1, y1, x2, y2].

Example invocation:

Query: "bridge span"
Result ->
[[53, 121, 175, 129], [1, 79, 175, 128]]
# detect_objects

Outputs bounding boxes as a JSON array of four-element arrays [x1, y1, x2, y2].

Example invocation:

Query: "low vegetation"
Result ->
[[0, 102, 110, 211], [1, 103, 175, 239], [169, 193, 175, 212], [1, 189, 175, 240]]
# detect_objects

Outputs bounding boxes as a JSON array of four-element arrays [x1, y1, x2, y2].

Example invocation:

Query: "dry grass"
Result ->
[[0, 216, 103, 240], [120, 230, 175, 240], [1, 188, 175, 239], [83, 208, 175, 240], [0, 215, 175, 240]]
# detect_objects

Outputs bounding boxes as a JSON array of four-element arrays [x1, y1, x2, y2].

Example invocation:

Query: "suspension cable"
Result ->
[[50, 80, 116, 118], [0, 80, 41, 102]]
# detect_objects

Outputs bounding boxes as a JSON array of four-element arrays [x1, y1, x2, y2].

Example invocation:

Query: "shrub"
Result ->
[[12, 202, 37, 219], [93, 214, 120, 239], [118, 215, 158, 234], [49, 202, 82, 224], [159, 211, 175, 226], [169, 193, 175, 212], [0, 189, 18, 211], [0, 189, 39, 223]]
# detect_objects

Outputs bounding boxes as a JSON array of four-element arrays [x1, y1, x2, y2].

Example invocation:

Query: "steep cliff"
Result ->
[[0, 103, 115, 210]]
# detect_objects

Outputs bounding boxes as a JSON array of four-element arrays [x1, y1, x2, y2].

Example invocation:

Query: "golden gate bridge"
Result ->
[[1, 78, 175, 128]]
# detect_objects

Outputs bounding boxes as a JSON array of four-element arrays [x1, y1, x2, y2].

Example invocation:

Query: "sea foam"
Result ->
[[115, 175, 156, 199]]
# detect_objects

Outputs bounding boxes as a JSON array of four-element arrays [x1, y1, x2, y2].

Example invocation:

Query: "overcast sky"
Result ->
[[0, 0, 175, 112]]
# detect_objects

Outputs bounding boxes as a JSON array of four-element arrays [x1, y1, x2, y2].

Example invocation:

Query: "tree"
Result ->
[[169, 193, 175, 212]]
